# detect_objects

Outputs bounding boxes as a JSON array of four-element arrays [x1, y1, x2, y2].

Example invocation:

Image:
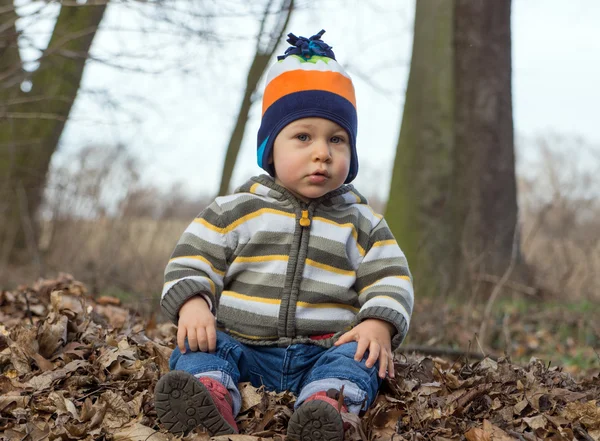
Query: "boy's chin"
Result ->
[[298, 189, 329, 200]]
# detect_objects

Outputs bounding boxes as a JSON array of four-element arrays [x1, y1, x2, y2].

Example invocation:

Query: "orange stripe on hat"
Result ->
[[262, 70, 356, 116]]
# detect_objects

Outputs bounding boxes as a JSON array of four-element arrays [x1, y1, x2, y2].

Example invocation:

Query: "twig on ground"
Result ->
[[397, 345, 496, 361], [454, 383, 492, 413], [22, 289, 33, 326], [475, 333, 487, 358], [574, 424, 596, 441], [479, 225, 520, 346], [507, 430, 527, 441], [502, 313, 512, 355], [475, 273, 538, 296]]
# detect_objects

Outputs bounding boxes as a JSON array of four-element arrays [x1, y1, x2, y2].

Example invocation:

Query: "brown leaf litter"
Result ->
[[0, 275, 599, 440]]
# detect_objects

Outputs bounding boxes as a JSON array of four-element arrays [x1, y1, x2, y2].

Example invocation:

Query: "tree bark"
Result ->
[[0, 4, 23, 263], [452, 0, 521, 287], [386, 0, 455, 297], [218, 0, 294, 196], [0, 2, 107, 264], [0, 3, 22, 87], [387, 0, 521, 298]]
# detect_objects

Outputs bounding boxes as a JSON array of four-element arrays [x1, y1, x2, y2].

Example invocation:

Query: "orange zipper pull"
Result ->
[[299, 210, 311, 227]]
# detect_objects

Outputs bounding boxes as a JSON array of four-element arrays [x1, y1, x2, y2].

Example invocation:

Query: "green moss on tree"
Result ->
[[0, 3, 106, 263], [386, 0, 454, 298]]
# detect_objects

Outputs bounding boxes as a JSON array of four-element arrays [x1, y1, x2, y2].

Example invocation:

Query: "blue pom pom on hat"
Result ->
[[257, 30, 359, 184]]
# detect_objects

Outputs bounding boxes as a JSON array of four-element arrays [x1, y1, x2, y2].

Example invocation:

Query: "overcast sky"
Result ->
[[35, 0, 600, 201]]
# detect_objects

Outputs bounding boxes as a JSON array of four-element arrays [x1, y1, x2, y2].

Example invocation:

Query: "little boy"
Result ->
[[154, 30, 413, 441]]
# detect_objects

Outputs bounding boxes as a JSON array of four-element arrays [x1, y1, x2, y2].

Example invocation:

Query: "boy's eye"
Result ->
[[331, 136, 344, 144], [297, 134, 309, 141]]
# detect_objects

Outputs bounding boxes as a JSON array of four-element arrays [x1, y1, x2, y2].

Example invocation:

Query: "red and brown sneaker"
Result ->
[[154, 371, 238, 436], [287, 389, 348, 441]]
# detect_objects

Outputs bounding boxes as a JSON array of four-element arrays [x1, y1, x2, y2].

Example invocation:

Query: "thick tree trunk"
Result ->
[[388, 0, 521, 298], [0, 5, 24, 263], [386, 0, 455, 297], [0, 3, 106, 264], [452, 0, 521, 287]]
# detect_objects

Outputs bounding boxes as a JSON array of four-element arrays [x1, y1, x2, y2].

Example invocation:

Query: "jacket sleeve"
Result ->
[[354, 217, 414, 350], [160, 201, 230, 324]]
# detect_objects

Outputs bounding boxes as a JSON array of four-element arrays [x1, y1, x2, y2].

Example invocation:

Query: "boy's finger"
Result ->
[[197, 328, 208, 352], [207, 326, 217, 353], [187, 327, 198, 352], [177, 327, 187, 354], [378, 348, 387, 378], [388, 351, 395, 378], [355, 339, 370, 363], [334, 331, 354, 346], [366, 342, 379, 368]]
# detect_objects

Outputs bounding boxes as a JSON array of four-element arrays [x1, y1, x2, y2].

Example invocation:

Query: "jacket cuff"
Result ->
[[161, 279, 215, 324], [356, 306, 409, 351]]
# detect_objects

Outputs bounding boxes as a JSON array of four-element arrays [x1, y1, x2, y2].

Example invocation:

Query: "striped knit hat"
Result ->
[[257, 30, 358, 184]]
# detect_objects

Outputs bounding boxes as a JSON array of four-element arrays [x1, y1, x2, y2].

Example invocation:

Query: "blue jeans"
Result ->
[[169, 331, 382, 416]]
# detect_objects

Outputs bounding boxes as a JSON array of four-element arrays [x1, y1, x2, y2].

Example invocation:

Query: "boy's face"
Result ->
[[272, 117, 351, 202]]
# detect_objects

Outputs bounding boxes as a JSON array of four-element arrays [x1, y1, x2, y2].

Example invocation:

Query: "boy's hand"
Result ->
[[177, 296, 216, 354], [334, 318, 395, 379]]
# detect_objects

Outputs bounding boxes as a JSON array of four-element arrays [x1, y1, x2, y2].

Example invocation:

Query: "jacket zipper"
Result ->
[[281, 206, 312, 338], [299, 209, 311, 227]]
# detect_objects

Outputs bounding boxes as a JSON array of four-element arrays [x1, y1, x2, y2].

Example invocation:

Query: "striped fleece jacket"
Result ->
[[161, 175, 414, 350]]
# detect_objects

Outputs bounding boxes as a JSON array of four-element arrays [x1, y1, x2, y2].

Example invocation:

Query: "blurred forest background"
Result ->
[[1, 0, 598, 373]]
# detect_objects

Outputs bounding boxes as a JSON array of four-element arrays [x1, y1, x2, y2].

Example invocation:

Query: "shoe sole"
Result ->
[[287, 400, 344, 441], [154, 370, 236, 436]]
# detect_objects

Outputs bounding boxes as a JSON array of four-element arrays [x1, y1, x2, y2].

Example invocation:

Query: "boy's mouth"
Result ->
[[308, 170, 330, 184], [310, 169, 330, 178]]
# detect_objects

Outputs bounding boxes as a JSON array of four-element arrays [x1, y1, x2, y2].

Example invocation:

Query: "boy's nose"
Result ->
[[312, 140, 332, 162]]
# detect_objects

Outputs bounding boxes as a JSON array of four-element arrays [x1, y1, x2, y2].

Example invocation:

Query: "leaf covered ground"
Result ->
[[0, 275, 599, 440]]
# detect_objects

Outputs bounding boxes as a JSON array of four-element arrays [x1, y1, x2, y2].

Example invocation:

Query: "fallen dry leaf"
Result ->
[[1, 275, 599, 441], [0, 393, 29, 412], [212, 436, 268, 441], [523, 414, 548, 430], [37, 313, 68, 358], [240, 382, 263, 412], [113, 421, 171, 441], [561, 400, 600, 430], [482, 420, 513, 441], [464, 427, 490, 441]]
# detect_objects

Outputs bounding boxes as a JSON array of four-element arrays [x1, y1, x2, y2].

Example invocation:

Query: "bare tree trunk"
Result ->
[[0, 2, 107, 264], [0, 4, 24, 265], [218, 0, 294, 196], [386, 0, 454, 297], [452, 0, 521, 287], [387, 0, 522, 298]]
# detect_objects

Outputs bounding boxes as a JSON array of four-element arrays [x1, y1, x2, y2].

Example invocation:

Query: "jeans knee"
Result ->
[[326, 342, 379, 372], [168, 330, 243, 371]]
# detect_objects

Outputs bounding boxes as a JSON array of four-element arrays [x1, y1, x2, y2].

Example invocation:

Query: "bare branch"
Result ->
[[478, 223, 520, 347], [85, 54, 184, 75], [265, 0, 294, 57], [345, 65, 396, 97], [0, 23, 102, 85], [2, 94, 75, 107], [1, 112, 68, 122], [474, 273, 538, 297], [0, 2, 23, 87], [397, 344, 493, 361], [256, 0, 275, 52], [217, 0, 296, 196]]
